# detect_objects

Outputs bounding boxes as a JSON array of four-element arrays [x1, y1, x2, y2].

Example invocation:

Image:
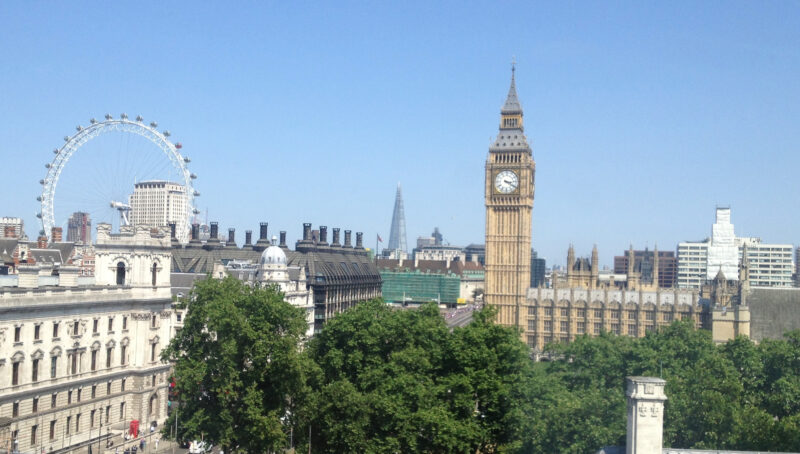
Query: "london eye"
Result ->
[[38, 114, 199, 244]]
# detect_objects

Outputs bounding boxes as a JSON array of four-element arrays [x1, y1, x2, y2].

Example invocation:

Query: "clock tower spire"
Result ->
[[484, 64, 536, 333]]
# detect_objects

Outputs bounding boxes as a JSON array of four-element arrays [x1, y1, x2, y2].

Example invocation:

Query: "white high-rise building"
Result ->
[[676, 207, 795, 288], [706, 208, 739, 281], [128, 181, 187, 236], [0, 217, 25, 239]]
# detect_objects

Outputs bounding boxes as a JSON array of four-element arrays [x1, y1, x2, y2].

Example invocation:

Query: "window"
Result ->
[[51, 356, 57, 378], [31, 359, 39, 382], [92, 385, 97, 399], [106, 348, 112, 368], [151, 375, 157, 387], [577, 309, 586, 318], [122, 316, 128, 330], [66, 416, 71, 435], [151, 343, 157, 362], [32, 397, 38, 413], [664, 313, 673, 322], [30, 425, 37, 445], [121, 379, 126, 391], [544, 307, 553, 316], [14, 326, 21, 342], [594, 309, 603, 318], [646, 311, 655, 321], [611, 310, 620, 319], [91, 410, 96, 428], [70, 353, 77, 375], [53, 322, 59, 338], [108, 317, 114, 332], [12, 362, 19, 385], [93, 319, 98, 333], [119, 402, 126, 421], [577, 322, 586, 334], [75, 414, 80, 432], [627, 310, 636, 320], [543, 320, 552, 332], [628, 324, 637, 336], [527, 306, 536, 316], [73, 321, 79, 336], [560, 308, 569, 317], [107, 382, 112, 395], [527, 320, 536, 330], [34, 324, 41, 340], [116, 262, 126, 285], [594, 322, 602, 333], [91, 350, 97, 371], [151, 314, 157, 328], [106, 406, 111, 422], [560, 321, 568, 332], [51, 393, 57, 408], [646, 324, 655, 333], [50, 420, 56, 440], [67, 390, 72, 404], [612, 324, 620, 334], [526, 335, 536, 348], [12, 402, 19, 417]]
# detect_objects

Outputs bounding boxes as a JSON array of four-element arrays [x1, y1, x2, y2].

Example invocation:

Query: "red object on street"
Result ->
[[129, 420, 139, 438]]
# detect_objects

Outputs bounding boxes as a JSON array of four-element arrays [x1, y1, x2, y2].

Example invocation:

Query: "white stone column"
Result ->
[[626, 376, 667, 454]]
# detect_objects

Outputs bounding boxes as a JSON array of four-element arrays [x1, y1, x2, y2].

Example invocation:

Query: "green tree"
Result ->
[[301, 300, 533, 453], [161, 277, 311, 453]]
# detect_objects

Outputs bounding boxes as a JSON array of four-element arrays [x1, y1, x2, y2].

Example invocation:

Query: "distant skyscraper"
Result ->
[[67, 211, 92, 244], [386, 183, 407, 254]]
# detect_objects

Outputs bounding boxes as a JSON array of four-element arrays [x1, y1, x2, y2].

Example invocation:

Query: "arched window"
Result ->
[[151, 262, 158, 287], [148, 394, 158, 416], [116, 262, 126, 286]]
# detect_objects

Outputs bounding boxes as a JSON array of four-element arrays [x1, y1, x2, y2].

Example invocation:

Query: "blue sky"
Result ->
[[1, 1, 798, 266]]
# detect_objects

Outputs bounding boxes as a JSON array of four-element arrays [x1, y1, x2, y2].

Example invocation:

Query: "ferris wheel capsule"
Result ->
[[163, 130, 171, 137], [176, 143, 183, 149], [39, 179, 45, 185], [45, 163, 51, 169], [53, 149, 59, 154], [63, 136, 70, 142], [183, 156, 190, 163], [90, 118, 97, 124], [105, 114, 112, 120], [37, 196, 42, 202], [193, 190, 200, 196], [121, 113, 128, 119], [136, 115, 143, 122], [190, 173, 197, 179], [150, 121, 158, 128], [36, 213, 42, 219], [76, 125, 83, 132]]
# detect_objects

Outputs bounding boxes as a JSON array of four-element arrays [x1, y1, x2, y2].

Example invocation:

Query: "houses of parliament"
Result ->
[[483, 67, 749, 350]]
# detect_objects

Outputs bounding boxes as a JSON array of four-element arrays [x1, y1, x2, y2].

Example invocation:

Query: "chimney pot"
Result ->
[[319, 226, 328, 244], [303, 223, 312, 241], [227, 228, 236, 246], [259, 222, 268, 240], [344, 230, 352, 248], [279, 231, 287, 247], [245, 230, 253, 245], [355, 232, 364, 249], [191, 223, 200, 241], [210, 222, 219, 239], [332, 228, 341, 247], [51, 227, 63, 243]]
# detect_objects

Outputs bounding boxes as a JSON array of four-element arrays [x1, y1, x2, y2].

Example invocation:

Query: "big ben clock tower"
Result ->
[[485, 64, 535, 329]]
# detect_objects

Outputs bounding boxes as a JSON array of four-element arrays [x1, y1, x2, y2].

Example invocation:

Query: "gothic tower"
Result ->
[[485, 65, 536, 329]]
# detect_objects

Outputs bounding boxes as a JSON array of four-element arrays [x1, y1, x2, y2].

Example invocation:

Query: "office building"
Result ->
[[128, 181, 188, 240], [67, 212, 92, 244]]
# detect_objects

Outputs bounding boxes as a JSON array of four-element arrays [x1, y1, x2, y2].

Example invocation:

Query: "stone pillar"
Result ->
[[59, 265, 80, 287], [626, 376, 666, 454], [18, 265, 40, 288]]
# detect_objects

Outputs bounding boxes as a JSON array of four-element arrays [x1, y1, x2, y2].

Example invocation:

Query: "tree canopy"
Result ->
[[163, 278, 800, 453], [161, 277, 312, 453]]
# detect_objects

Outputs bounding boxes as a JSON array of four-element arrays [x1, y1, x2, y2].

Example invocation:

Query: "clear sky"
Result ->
[[1, 1, 799, 266]]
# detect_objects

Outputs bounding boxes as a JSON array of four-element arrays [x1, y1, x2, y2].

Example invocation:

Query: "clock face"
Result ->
[[494, 170, 519, 193]]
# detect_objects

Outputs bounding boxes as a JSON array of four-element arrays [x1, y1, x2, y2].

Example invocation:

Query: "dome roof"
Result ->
[[260, 240, 287, 266]]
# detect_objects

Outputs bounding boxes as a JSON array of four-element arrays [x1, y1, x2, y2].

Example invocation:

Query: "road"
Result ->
[[444, 306, 477, 328]]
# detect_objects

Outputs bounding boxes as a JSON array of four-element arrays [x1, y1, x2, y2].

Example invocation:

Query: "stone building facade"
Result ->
[[522, 287, 707, 351], [0, 224, 174, 454]]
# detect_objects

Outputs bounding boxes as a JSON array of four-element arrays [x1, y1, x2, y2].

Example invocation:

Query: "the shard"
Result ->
[[387, 183, 407, 254]]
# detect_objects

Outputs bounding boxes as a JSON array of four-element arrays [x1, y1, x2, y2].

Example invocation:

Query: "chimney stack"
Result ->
[[51, 227, 62, 243], [37, 233, 48, 249], [3, 226, 15, 238], [303, 223, 312, 241], [355, 232, 364, 249], [17, 265, 40, 288], [209, 222, 219, 240], [319, 226, 328, 245], [343, 230, 352, 248], [279, 231, 287, 248], [226, 228, 236, 247], [190, 223, 201, 244], [332, 228, 341, 247], [245, 230, 252, 246], [58, 265, 80, 287]]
